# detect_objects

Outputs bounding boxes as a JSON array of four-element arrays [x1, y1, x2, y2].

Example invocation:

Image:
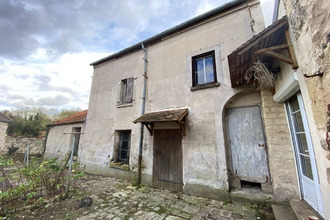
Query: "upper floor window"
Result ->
[[192, 51, 217, 87], [119, 78, 134, 105]]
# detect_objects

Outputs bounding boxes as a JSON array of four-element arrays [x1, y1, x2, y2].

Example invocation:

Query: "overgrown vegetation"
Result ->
[[2, 108, 81, 138], [0, 157, 85, 217]]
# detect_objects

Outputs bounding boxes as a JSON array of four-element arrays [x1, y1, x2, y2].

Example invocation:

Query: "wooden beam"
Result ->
[[237, 19, 287, 56], [254, 44, 289, 54], [178, 121, 186, 136], [285, 30, 298, 69], [258, 51, 293, 65], [144, 123, 153, 136]]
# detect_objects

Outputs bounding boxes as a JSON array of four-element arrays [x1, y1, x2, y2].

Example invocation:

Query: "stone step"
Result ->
[[272, 204, 297, 220], [290, 199, 323, 220]]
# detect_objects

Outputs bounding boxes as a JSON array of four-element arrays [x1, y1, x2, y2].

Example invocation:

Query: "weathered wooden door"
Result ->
[[226, 106, 270, 183], [153, 129, 183, 192]]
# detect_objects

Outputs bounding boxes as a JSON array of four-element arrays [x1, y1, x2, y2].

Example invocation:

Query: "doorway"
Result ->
[[286, 93, 323, 214], [153, 129, 183, 192], [226, 106, 270, 188]]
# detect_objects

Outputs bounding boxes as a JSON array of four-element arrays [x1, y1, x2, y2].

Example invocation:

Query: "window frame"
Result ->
[[191, 50, 218, 88], [115, 130, 131, 165], [118, 77, 134, 106]]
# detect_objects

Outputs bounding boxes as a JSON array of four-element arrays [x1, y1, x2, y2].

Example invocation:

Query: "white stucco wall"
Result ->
[[44, 123, 84, 162], [81, 0, 265, 192]]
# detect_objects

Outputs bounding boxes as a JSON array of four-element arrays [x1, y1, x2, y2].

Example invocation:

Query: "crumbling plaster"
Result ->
[[278, 0, 330, 217], [80, 0, 265, 196]]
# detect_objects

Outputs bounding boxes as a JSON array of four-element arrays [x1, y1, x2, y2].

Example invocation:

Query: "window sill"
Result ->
[[117, 103, 133, 108], [190, 82, 220, 91], [109, 162, 130, 171]]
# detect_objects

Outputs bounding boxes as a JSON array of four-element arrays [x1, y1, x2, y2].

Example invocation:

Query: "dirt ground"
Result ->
[[1, 155, 275, 220]]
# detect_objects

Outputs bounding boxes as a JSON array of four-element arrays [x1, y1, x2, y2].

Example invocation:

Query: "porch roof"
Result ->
[[227, 16, 298, 87], [133, 108, 188, 124]]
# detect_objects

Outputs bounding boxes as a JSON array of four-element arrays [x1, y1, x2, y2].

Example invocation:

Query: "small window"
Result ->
[[72, 127, 81, 157], [115, 130, 131, 164], [192, 51, 217, 87], [119, 78, 134, 105]]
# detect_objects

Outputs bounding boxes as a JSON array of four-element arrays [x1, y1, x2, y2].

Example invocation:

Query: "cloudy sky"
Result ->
[[0, 0, 275, 111]]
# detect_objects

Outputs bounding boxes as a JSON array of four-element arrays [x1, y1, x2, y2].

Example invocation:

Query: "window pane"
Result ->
[[300, 155, 313, 180], [296, 133, 309, 155], [289, 96, 300, 112], [196, 59, 204, 71], [205, 68, 214, 83], [292, 111, 304, 132], [197, 70, 205, 84], [205, 56, 213, 69]]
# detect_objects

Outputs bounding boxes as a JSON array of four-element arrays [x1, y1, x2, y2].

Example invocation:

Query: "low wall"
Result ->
[[1, 136, 45, 155]]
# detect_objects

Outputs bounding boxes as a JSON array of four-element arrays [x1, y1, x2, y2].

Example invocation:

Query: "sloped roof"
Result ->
[[90, 0, 247, 66], [0, 112, 12, 123], [228, 16, 290, 87], [134, 108, 188, 124], [53, 110, 88, 126]]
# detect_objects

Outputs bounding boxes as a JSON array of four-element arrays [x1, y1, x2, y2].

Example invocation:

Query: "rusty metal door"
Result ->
[[153, 129, 183, 192], [226, 106, 269, 183]]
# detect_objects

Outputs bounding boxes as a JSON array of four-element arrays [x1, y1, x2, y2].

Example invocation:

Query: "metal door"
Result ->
[[286, 93, 323, 214], [226, 106, 270, 183], [153, 129, 183, 192]]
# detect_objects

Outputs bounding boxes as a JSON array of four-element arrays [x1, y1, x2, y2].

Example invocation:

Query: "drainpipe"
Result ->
[[272, 0, 280, 23], [137, 43, 147, 184]]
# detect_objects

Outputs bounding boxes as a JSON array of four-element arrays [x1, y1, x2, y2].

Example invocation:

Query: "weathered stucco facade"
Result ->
[[44, 110, 87, 162], [78, 0, 305, 202]]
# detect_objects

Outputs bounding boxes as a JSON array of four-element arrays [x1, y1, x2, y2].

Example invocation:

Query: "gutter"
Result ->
[[137, 43, 148, 184], [90, 0, 246, 66]]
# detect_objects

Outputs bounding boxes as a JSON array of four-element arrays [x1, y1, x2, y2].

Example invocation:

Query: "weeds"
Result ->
[[0, 157, 85, 217]]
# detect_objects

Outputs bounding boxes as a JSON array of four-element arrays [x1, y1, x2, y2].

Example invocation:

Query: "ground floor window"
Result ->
[[115, 130, 131, 164]]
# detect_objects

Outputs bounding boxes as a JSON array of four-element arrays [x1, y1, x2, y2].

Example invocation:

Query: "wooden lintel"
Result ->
[[144, 123, 153, 136], [285, 30, 298, 69], [254, 44, 289, 55], [262, 51, 293, 65], [178, 121, 186, 136]]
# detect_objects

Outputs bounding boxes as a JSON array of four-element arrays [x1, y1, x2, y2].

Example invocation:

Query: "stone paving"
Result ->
[[74, 174, 275, 220]]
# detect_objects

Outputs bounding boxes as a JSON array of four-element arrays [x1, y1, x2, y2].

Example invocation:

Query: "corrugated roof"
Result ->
[[134, 108, 188, 123], [90, 0, 247, 66], [0, 112, 12, 123], [53, 110, 88, 125]]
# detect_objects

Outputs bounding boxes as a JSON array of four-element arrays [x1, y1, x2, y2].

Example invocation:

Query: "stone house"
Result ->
[[44, 110, 87, 161], [75, 0, 329, 218], [0, 112, 12, 149], [226, 0, 330, 218]]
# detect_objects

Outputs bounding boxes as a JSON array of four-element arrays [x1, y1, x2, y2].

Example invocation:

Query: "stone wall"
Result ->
[[0, 122, 7, 150], [1, 136, 44, 155], [260, 90, 299, 201]]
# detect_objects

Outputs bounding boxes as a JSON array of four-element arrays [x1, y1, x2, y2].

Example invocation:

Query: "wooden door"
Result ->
[[153, 129, 183, 192], [226, 106, 270, 183]]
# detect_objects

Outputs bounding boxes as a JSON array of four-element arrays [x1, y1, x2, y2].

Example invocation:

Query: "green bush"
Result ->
[[0, 157, 85, 217]]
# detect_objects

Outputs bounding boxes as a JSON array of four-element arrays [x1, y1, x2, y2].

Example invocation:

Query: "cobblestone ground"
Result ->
[[73, 174, 274, 220]]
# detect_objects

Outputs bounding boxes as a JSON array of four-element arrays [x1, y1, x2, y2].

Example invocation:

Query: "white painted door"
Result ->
[[286, 93, 323, 214]]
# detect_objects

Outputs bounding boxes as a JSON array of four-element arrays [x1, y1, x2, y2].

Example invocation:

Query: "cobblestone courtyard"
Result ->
[[53, 174, 274, 220]]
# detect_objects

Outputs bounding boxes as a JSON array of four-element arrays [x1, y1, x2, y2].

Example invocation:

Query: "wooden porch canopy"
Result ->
[[228, 16, 298, 87], [133, 108, 189, 136]]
